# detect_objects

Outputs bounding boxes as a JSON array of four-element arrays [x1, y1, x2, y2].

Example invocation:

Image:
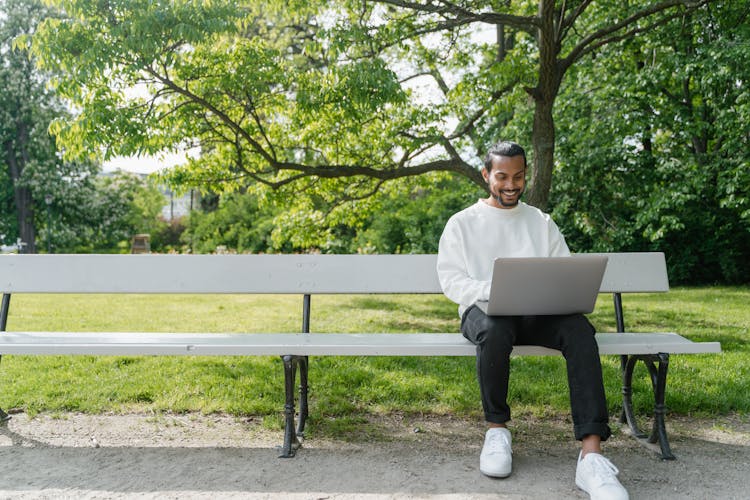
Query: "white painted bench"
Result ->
[[0, 253, 720, 459]]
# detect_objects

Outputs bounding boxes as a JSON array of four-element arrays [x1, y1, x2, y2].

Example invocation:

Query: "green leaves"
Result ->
[[33, 0, 438, 199], [15, 0, 745, 282], [552, 0, 750, 284], [298, 58, 405, 118]]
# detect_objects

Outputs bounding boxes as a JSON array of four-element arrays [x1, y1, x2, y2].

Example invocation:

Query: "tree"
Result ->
[[551, 1, 750, 283], [179, 170, 480, 254], [182, 191, 281, 254], [88, 171, 167, 251], [2, 0, 171, 254], [346, 0, 723, 209], [0, 0, 64, 252], [30, 0, 716, 214]]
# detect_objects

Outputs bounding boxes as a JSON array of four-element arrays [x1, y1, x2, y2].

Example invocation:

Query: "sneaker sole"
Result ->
[[480, 466, 512, 479]]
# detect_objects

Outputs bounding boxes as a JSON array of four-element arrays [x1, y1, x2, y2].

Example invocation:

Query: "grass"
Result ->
[[1, 287, 747, 435]]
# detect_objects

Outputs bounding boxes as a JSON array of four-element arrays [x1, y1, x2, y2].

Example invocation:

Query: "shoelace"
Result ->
[[585, 454, 620, 487], [485, 431, 511, 453]]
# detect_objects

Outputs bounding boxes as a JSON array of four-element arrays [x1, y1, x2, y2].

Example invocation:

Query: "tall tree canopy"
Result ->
[[552, 1, 750, 282], [0, 0, 66, 252], [2, 0, 171, 253], [30, 0, 715, 211]]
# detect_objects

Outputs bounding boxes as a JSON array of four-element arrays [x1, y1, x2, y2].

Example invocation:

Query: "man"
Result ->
[[437, 141, 628, 500]]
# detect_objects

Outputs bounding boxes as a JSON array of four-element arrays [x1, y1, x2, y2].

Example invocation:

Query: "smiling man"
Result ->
[[437, 141, 628, 500]]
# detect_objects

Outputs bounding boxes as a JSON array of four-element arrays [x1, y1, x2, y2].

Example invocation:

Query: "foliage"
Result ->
[[150, 217, 187, 253], [11, 0, 746, 284], [30, 0, 444, 204], [123, 175, 168, 237], [28, 0, 714, 214], [259, 172, 478, 254], [181, 172, 480, 254], [41, 170, 167, 253], [1, 0, 166, 255], [551, 1, 750, 284], [0, 0, 71, 252], [89, 171, 167, 251], [182, 191, 282, 254], [0, 163, 18, 241], [348, 173, 482, 254]]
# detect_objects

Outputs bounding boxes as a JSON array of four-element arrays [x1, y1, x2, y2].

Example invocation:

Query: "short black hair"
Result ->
[[483, 141, 527, 172]]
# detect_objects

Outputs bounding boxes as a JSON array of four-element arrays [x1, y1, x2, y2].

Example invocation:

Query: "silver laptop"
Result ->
[[475, 255, 608, 316]]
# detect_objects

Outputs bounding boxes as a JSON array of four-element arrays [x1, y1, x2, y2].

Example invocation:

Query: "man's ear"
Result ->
[[482, 168, 489, 184]]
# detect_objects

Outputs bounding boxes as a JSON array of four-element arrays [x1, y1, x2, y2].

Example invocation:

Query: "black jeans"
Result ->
[[461, 305, 611, 441]]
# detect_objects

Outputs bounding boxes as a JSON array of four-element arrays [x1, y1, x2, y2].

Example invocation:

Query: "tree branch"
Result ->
[[558, 0, 594, 44], [560, 0, 712, 72], [373, 0, 538, 30], [243, 94, 278, 161], [144, 65, 278, 167], [448, 81, 518, 140]]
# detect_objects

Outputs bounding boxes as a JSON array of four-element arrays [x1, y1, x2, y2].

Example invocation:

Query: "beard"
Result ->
[[493, 187, 524, 207]]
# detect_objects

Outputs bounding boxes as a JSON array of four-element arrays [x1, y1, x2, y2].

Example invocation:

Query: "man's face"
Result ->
[[482, 155, 526, 208]]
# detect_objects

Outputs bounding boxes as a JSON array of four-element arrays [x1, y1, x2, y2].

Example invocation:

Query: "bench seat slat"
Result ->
[[594, 332, 721, 355], [0, 332, 721, 357]]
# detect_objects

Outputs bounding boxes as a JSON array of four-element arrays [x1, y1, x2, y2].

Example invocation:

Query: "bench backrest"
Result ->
[[0, 252, 668, 294]]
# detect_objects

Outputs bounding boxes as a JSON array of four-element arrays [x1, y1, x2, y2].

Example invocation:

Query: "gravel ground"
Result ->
[[0, 412, 748, 499]]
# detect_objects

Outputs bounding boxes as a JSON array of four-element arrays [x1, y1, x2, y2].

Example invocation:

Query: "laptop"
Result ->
[[475, 255, 608, 316]]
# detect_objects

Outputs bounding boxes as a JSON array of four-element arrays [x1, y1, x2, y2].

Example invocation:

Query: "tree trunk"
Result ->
[[528, 100, 556, 211], [15, 186, 36, 254], [3, 142, 37, 254], [526, 0, 562, 211]]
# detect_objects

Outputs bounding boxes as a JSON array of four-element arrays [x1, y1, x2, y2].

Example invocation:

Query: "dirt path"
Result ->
[[0, 412, 748, 499]]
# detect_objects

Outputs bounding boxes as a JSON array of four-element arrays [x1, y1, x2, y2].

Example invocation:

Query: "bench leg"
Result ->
[[278, 355, 310, 456], [0, 294, 11, 423], [620, 353, 676, 460], [0, 355, 9, 423], [0, 357, 9, 422], [0, 357, 8, 423], [297, 356, 309, 438], [279, 354, 305, 458], [620, 355, 647, 438]]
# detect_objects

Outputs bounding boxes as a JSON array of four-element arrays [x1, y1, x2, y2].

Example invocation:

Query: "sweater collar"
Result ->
[[476, 199, 524, 215]]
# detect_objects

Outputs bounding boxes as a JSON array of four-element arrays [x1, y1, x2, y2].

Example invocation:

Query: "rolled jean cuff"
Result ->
[[484, 412, 511, 425], [574, 422, 612, 442]]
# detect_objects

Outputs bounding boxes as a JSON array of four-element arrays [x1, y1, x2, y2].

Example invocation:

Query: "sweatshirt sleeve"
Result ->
[[436, 217, 491, 308], [548, 218, 571, 257]]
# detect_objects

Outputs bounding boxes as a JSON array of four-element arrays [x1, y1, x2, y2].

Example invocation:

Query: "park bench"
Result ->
[[0, 253, 720, 459]]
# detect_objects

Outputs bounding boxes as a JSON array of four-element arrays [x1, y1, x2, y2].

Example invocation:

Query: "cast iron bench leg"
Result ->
[[279, 354, 310, 457], [297, 356, 309, 438], [0, 294, 10, 423], [620, 353, 676, 460], [0, 354, 8, 423], [621, 355, 647, 438], [280, 354, 302, 458]]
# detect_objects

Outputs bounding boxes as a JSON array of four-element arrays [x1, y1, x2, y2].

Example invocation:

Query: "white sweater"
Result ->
[[437, 200, 570, 316]]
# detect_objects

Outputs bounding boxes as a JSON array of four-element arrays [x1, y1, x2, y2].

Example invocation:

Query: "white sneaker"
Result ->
[[479, 427, 512, 478], [575, 452, 629, 500]]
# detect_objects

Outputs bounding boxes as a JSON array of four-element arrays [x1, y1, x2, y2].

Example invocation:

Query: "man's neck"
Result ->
[[483, 197, 519, 210]]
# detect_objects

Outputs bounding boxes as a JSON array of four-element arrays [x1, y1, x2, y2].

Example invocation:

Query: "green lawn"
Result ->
[[1, 287, 747, 434]]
